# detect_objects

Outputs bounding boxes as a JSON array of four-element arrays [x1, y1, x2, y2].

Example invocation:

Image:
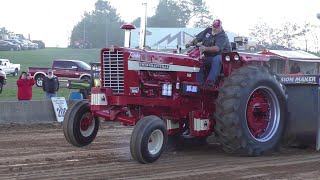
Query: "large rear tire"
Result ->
[[63, 101, 99, 147], [130, 116, 167, 164], [214, 65, 287, 156]]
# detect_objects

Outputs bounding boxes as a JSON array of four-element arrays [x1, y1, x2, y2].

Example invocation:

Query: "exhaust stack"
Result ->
[[120, 24, 136, 48], [139, 3, 147, 49]]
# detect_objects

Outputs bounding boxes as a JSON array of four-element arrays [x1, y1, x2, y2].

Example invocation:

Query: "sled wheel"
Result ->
[[63, 101, 99, 147], [130, 115, 167, 164], [214, 65, 287, 156]]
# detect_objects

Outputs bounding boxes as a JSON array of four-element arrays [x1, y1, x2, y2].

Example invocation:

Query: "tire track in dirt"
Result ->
[[1, 123, 320, 179]]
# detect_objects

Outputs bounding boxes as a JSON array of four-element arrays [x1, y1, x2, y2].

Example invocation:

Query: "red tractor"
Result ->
[[63, 41, 287, 164]]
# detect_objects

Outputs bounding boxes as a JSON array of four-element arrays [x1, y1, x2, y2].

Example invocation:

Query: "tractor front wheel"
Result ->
[[63, 101, 99, 147], [214, 65, 287, 156], [130, 116, 168, 164]]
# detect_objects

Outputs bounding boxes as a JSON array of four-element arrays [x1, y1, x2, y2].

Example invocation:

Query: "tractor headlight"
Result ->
[[225, 55, 231, 61], [234, 54, 240, 61], [162, 83, 172, 96]]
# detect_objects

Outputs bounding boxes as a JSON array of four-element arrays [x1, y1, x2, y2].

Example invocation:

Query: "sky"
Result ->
[[0, 0, 319, 47]]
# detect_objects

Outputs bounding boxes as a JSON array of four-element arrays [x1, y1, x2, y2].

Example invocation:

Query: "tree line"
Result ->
[[70, 0, 213, 48], [249, 19, 320, 52], [2, 0, 318, 52]]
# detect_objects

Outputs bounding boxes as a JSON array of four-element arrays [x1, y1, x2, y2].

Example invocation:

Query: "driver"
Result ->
[[186, 19, 231, 87]]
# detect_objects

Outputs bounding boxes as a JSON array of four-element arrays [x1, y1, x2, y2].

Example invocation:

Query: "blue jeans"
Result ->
[[197, 54, 222, 84], [45, 92, 57, 100]]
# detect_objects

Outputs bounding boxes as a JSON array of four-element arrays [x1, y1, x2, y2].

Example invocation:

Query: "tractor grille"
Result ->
[[102, 50, 124, 94]]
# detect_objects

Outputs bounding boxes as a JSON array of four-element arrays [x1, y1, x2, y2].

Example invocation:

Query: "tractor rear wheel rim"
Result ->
[[246, 86, 280, 142], [80, 113, 95, 137], [148, 130, 164, 155]]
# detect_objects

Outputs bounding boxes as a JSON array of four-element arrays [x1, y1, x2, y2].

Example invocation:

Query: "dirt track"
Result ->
[[1, 122, 320, 180]]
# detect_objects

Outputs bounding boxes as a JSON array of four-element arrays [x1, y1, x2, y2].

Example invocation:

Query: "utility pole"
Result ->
[[105, 10, 110, 47], [106, 13, 109, 47]]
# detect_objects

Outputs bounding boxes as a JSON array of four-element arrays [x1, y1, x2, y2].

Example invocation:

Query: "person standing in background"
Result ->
[[43, 69, 59, 100], [17, 71, 35, 100], [290, 63, 301, 74]]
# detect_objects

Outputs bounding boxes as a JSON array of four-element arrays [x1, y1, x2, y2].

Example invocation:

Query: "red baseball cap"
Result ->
[[212, 19, 222, 29]]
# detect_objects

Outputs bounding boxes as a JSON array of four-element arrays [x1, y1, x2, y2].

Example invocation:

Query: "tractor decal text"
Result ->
[[128, 60, 200, 72], [280, 76, 317, 84], [139, 62, 170, 69], [129, 52, 141, 60]]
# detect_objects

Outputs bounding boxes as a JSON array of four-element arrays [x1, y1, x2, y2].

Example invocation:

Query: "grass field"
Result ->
[[0, 48, 101, 101]]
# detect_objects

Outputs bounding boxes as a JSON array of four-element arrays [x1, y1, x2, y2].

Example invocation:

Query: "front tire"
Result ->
[[214, 65, 287, 156], [13, 69, 18, 76], [130, 116, 167, 164], [35, 74, 45, 87], [63, 101, 99, 147]]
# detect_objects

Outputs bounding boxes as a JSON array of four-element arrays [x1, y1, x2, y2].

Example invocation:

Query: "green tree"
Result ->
[[0, 27, 10, 34], [249, 19, 270, 45], [188, 0, 213, 28], [131, 17, 153, 28], [148, 0, 191, 28], [131, 0, 213, 28], [249, 19, 314, 50], [70, 0, 125, 48]]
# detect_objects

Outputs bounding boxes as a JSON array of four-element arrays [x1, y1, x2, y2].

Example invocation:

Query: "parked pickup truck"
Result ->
[[28, 59, 95, 87], [0, 69, 6, 93], [0, 59, 21, 76]]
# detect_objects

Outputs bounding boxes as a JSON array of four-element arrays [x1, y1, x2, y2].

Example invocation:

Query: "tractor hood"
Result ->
[[103, 47, 201, 73]]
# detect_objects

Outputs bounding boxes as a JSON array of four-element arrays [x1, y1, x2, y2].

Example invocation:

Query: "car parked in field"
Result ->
[[233, 36, 265, 51], [0, 69, 7, 94], [16, 39, 29, 50], [0, 59, 21, 76], [28, 59, 97, 87], [0, 40, 20, 51], [32, 40, 45, 49], [4, 39, 22, 50]]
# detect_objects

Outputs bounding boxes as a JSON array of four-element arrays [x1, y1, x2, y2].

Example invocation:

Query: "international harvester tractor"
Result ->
[[63, 25, 288, 164]]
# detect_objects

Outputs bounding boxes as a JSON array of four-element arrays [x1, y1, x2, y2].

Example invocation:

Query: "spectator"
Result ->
[[16, 71, 35, 100], [290, 63, 301, 74], [43, 69, 59, 99]]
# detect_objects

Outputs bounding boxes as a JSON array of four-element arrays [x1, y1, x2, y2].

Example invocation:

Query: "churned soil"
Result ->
[[0, 122, 320, 180]]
